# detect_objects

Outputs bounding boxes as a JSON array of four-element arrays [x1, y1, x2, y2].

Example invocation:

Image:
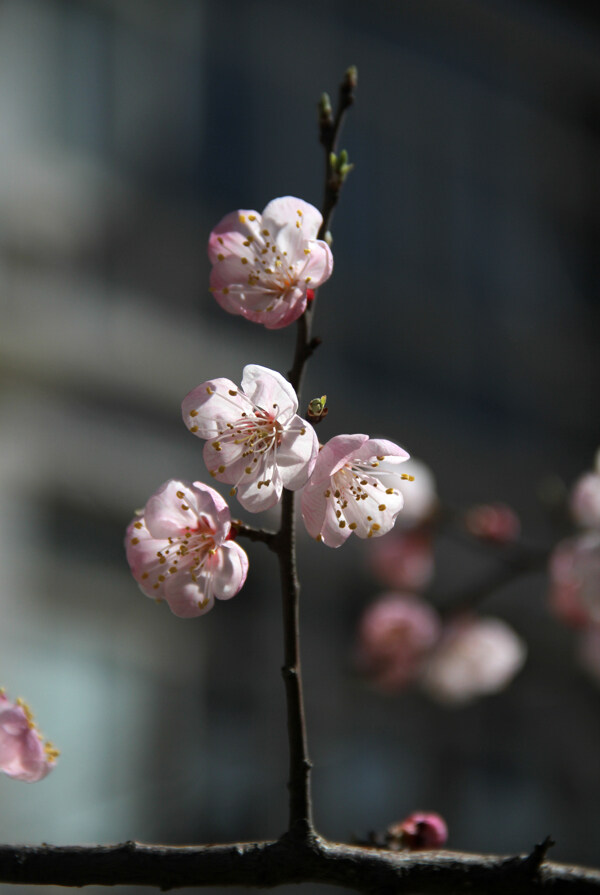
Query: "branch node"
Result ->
[[522, 835, 556, 874]]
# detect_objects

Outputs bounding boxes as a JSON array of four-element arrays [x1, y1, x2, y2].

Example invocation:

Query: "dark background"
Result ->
[[0, 1, 598, 892]]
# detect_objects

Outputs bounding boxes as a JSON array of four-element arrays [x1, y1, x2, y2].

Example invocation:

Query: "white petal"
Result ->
[[241, 365, 298, 422], [236, 465, 283, 512], [182, 379, 251, 439], [276, 417, 318, 489], [261, 196, 322, 239]]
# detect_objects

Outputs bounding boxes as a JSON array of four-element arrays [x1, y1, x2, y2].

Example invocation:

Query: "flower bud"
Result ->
[[387, 812, 448, 850]]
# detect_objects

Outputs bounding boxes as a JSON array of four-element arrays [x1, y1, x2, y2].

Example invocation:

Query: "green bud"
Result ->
[[329, 152, 337, 169], [319, 92, 333, 117], [344, 65, 358, 89]]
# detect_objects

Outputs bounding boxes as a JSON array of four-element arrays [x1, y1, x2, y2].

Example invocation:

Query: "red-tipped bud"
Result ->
[[387, 811, 448, 850], [306, 288, 315, 302]]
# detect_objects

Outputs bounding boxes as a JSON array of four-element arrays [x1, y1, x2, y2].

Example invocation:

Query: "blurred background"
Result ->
[[0, 0, 599, 892]]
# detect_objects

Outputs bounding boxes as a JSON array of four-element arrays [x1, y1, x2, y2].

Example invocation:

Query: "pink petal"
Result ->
[[353, 438, 410, 465], [297, 239, 334, 288], [144, 480, 202, 539], [182, 379, 251, 439], [207, 541, 249, 600], [125, 518, 170, 599], [208, 209, 262, 264], [165, 577, 215, 618], [310, 434, 369, 485]]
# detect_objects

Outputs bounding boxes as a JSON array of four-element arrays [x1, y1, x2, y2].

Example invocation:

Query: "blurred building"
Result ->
[[0, 1, 599, 892]]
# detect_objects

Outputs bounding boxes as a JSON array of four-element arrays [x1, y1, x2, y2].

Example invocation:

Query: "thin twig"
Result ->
[[278, 69, 357, 840], [231, 520, 277, 550]]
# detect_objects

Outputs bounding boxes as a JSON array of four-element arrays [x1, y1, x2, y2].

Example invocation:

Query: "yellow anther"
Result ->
[[228, 389, 237, 396], [217, 253, 224, 261], [401, 474, 415, 481], [349, 522, 357, 530], [190, 425, 199, 433], [190, 409, 198, 417], [239, 214, 246, 223], [176, 490, 185, 499], [386, 488, 395, 494], [339, 520, 346, 528], [206, 386, 214, 394], [218, 465, 225, 473], [130, 537, 139, 545], [241, 257, 248, 264], [248, 214, 256, 221]]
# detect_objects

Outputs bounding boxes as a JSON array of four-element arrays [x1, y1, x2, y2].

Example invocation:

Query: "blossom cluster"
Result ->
[[548, 450, 600, 686], [126, 197, 411, 618], [0, 690, 58, 783], [357, 467, 526, 705]]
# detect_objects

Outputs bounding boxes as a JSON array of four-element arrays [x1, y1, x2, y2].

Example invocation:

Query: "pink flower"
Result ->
[[356, 594, 441, 691], [464, 503, 521, 544], [421, 616, 526, 705], [0, 691, 58, 782], [208, 196, 333, 329], [182, 365, 318, 512], [388, 812, 448, 850], [390, 458, 438, 529], [125, 480, 248, 618], [369, 531, 434, 591], [301, 434, 410, 547], [570, 458, 600, 530], [548, 533, 600, 627]]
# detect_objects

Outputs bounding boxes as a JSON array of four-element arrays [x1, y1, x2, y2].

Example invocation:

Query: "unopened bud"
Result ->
[[307, 395, 328, 423], [387, 812, 448, 850], [344, 65, 358, 89], [319, 91, 333, 124]]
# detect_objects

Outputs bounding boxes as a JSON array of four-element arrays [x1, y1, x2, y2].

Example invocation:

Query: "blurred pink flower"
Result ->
[[464, 503, 521, 544], [301, 434, 410, 547], [421, 616, 526, 706], [570, 459, 600, 530], [0, 691, 58, 782], [208, 196, 333, 329], [369, 530, 434, 591], [388, 811, 448, 850], [126, 479, 248, 618], [182, 364, 318, 512], [389, 458, 438, 529], [548, 533, 600, 628], [356, 594, 441, 691]]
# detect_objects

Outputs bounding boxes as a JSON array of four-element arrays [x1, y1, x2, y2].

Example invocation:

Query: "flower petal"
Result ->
[[207, 541, 249, 600], [261, 196, 322, 238], [276, 417, 318, 489], [165, 576, 215, 618], [182, 379, 251, 439], [297, 239, 334, 288], [236, 463, 283, 512], [241, 365, 298, 421]]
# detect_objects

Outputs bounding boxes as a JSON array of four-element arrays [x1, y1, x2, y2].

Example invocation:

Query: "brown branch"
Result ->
[[1, 837, 600, 893], [231, 520, 277, 550], [276, 69, 357, 841]]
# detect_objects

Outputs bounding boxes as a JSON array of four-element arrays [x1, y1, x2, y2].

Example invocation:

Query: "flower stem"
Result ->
[[278, 69, 356, 840]]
